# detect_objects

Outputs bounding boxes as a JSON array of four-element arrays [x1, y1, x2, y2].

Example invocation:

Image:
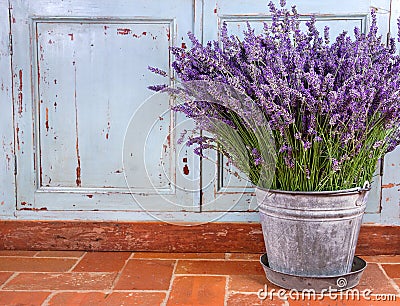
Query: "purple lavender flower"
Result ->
[[332, 158, 341, 172], [303, 141, 312, 150], [147, 84, 168, 92], [148, 1, 400, 191], [148, 66, 167, 77], [251, 148, 264, 166]]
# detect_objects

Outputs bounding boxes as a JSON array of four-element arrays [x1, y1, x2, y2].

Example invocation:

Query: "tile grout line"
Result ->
[[161, 259, 178, 306], [67, 251, 87, 272], [377, 263, 400, 295], [229, 290, 272, 294], [223, 275, 229, 306], [166, 273, 264, 277], [33, 256, 85, 259], [32, 251, 85, 257], [0, 271, 126, 275], [0, 272, 19, 290], [107, 252, 134, 293], [227, 291, 258, 296], [128, 258, 260, 262], [40, 291, 58, 306], [0, 289, 169, 293], [0, 255, 83, 259]]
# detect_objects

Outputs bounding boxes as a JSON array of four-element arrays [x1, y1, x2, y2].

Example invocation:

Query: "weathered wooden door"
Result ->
[[5, 0, 398, 223], [11, 0, 200, 213]]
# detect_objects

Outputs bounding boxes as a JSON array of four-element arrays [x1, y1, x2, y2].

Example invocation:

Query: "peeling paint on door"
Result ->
[[17, 69, 23, 115], [6, 0, 396, 224]]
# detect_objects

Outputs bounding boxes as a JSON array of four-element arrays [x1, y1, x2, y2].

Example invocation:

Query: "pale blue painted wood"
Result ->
[[381, 146, 400, 223], [0, 0, 16, 216], [390, 0, 400, 47], [0, 0, 398, 224], [379, 0, 400, 223], [10, 0, 199, 212]]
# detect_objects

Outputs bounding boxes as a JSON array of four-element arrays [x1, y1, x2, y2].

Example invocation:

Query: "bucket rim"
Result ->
[[256, 186, 370, 196]]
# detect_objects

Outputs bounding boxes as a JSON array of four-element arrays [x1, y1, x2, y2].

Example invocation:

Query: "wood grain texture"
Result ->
[[0, 221, 398, 255], [0, 0, 16, 216], [357, 224, 400, 255]]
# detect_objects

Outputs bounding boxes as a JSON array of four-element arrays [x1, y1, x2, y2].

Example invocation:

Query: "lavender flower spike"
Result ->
[[149, 1, 400, 192]]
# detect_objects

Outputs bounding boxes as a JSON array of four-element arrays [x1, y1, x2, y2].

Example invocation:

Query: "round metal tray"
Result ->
[[260, 253, 367, 292]]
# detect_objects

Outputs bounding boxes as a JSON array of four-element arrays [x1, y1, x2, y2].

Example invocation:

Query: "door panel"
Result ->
[[37, 20, 173, 189], [12, 0, 199, 211]]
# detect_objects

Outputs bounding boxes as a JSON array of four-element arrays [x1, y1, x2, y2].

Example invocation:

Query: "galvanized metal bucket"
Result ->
[[256, 185, 369, 277]]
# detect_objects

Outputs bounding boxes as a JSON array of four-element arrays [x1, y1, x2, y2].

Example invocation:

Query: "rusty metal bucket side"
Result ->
[[256, 187, 369, 277]]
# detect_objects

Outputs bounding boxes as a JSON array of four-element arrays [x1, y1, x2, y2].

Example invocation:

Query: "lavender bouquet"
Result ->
[[149, 1, 400, 191]]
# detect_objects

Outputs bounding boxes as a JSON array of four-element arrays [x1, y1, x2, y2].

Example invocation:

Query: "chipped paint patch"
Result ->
[[45, 107, 49, 132], [20, 207, 48, 211], [76, 161, 81, 187], [132, 32, 148, 39], [106, 121, 110, 140], [216, 230, 227, 237], [382, 183, 400, 188], [16, 125, 20, 151], [166, 134, 171, 147], [5, 154, 11, 170], [17, 69, 23, 115], [74, 62, 81, 187], [117, 28, 131, 35]]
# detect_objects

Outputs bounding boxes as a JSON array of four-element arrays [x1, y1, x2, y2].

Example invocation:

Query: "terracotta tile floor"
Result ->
[[0, 251, 399, 305]]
